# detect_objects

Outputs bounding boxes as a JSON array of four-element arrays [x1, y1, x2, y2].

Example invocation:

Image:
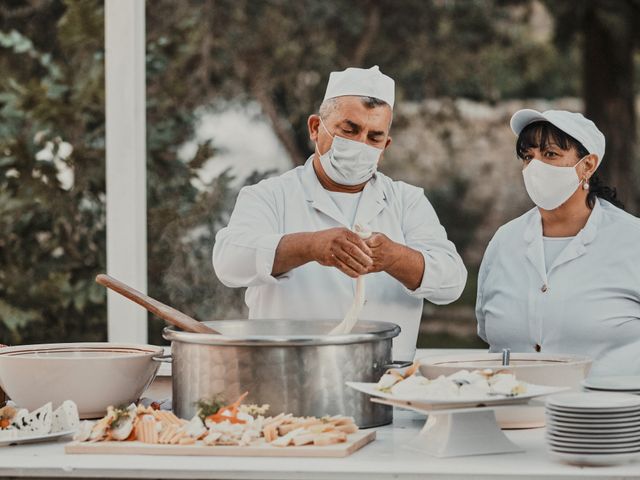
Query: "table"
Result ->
[[0, 349, 638, 479]]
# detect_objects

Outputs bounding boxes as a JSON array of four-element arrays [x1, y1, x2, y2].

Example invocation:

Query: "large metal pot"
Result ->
[[162, 319, 400, 428]]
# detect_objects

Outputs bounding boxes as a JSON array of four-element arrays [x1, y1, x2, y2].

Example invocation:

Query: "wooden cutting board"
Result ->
[[65, 430, 375, 458]]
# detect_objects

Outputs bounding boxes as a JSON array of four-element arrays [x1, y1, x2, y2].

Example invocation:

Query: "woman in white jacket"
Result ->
[[476, 109, 640, 377]]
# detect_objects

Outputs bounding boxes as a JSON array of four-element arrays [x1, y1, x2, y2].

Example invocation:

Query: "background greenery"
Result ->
[[0, 0, 638, 347]]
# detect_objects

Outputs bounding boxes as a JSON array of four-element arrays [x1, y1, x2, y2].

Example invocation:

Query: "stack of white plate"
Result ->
[[582, 376, 640, 395], [545, 392, 640, 466]]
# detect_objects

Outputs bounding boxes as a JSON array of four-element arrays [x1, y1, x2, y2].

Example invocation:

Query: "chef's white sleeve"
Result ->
[[212, 182, 286, 288], [402, 186, 467, 304], [476, 232, 499, 343]]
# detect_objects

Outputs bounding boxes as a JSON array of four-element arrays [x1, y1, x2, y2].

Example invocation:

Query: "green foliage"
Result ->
[[0, 1, 250, 344], [0, 0, 107, 344], [145, 0, 583, 163]]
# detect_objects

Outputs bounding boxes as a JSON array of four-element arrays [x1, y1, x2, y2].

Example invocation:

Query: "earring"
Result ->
[[582, 179, 590, 190]]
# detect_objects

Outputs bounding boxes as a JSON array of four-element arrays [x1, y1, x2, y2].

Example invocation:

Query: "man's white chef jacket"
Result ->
[[213, 158, 467, 360], [476, 199, 640, 376]]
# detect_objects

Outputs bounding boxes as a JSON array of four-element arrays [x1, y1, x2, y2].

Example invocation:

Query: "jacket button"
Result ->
[[541, 284, 548, 293], [535, 343, 542, 352]]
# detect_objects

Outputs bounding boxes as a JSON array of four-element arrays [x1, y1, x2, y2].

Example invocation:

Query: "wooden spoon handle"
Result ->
[[96, 274, 219, 335]]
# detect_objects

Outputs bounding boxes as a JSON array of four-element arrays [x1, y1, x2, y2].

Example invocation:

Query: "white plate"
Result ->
[[549, 450, 640, 466], [346, 381, 565, 409], [0, 430, 75, 447], [545, 405, 640, 418], [547, 438, 640, 450], [546, 413, 640, 424], [547, 431, 640, 444], [547, 416, 640, 428], [548, 423, 640, 435], [548, 428, 640, 440], [582, 376, 640, 391], [584, 388, 640, 395], [549, 444, 640, 454], [546, 392, 640, 410], [546, 404, 640, 415], [547, 417, 640, 428], [546, 407, 640, 419]]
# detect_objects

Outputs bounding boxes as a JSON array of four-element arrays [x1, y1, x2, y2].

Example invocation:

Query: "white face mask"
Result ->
[[522, 157, 586, 211], [316, 118, 383, 186]]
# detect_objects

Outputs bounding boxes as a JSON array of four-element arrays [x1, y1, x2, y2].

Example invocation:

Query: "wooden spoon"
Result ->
[[96, 274, 220, 334]]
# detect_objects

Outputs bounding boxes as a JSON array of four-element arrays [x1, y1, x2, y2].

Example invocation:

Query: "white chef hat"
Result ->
[[510, 109, 606, 166], [323, 65, 395, 108]]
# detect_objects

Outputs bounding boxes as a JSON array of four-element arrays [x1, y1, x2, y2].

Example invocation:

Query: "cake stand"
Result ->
[[347, 381, 567, 458]]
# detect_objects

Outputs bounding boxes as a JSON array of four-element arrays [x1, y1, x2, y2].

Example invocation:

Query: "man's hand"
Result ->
[[364, 232, 425, 290], [364, 233, 402, 273], [311, 227, 373, 278]]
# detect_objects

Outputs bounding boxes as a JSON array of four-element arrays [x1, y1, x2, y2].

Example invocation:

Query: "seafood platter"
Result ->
[[348, 363, 568, 457], [64, 392, 374, 457]]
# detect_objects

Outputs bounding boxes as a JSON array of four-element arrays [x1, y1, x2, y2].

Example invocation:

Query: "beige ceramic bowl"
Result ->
[[0, 343, 162, 418], [419, 353, 592, 429]]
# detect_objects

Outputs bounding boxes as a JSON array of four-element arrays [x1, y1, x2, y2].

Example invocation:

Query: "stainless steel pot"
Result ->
[[162, 319, 401, 428]]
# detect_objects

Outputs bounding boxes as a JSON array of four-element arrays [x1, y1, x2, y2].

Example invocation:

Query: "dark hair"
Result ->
[[516, 121, 624, 210], [361, 96, 388, 109]]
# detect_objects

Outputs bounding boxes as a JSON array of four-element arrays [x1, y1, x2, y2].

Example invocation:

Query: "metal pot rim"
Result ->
[[162, 319, 400, 346]]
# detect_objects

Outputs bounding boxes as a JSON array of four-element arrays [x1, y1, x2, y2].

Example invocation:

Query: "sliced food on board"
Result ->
[[73, 392, 360, 448]]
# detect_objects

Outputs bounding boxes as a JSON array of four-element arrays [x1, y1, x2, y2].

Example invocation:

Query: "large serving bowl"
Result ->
[[0, 343, 163, 418], [163, 319, 401, 428], [419, 353, 592, 429]]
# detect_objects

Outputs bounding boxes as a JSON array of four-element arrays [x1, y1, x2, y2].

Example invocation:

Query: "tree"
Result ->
[[146, 0, 581, 167], [544, 0, 640, 213], [0, 0, 251, 344]]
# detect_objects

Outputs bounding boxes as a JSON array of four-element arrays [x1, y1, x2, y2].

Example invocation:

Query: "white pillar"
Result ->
[[104, 0, 147, 343]]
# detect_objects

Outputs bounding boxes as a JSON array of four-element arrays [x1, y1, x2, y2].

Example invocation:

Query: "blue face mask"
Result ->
[[315, 118, 382, 186]]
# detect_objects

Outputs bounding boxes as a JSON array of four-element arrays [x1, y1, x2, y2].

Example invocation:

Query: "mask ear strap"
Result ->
[[319, 117, 334, 138], [576, 155, 592, 190]]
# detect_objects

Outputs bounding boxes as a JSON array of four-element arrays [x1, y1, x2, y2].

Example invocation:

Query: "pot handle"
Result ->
[[382, 360, 414, 369], [152, 353, 173, 363]]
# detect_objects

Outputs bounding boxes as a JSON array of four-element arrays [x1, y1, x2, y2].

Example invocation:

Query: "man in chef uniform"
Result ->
[[213, 66, 467, 361]]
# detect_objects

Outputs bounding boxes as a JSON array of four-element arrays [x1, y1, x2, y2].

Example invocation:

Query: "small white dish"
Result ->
[[582, 376, 640, 392], [546, 392, 640, 411], [0, 430, 75, 447], [549, 450, 640, 466]]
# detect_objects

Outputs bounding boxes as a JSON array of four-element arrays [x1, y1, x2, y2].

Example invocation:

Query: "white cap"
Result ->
[[323, 65, 395, 108], [510, 109, 605, 166]]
